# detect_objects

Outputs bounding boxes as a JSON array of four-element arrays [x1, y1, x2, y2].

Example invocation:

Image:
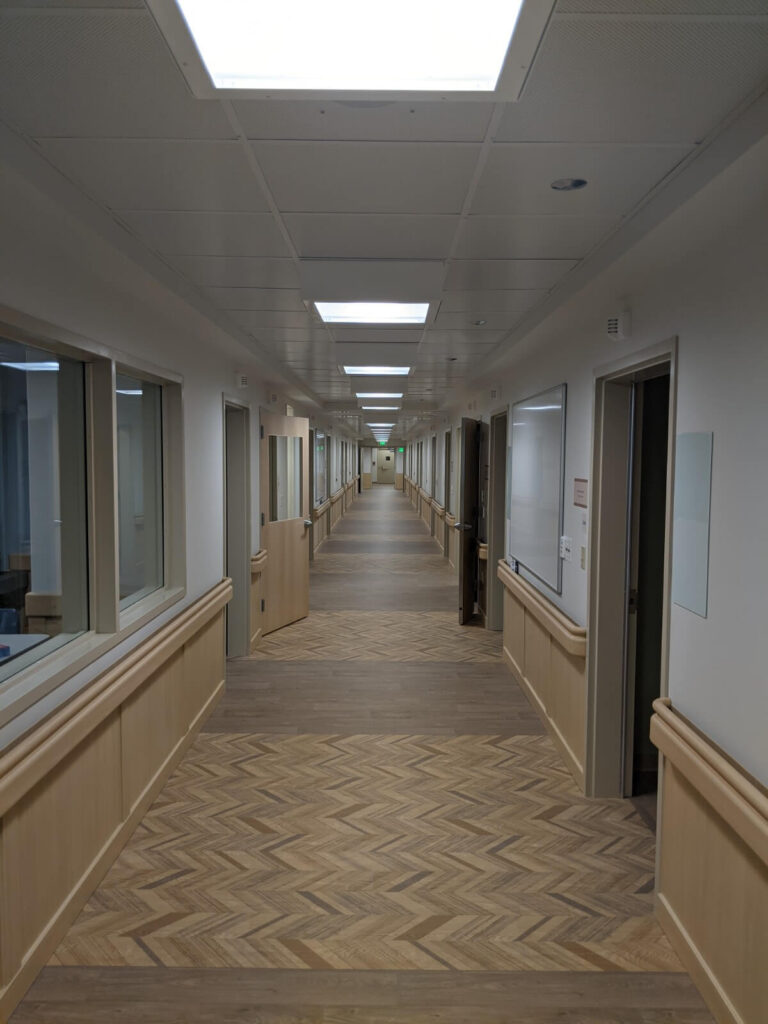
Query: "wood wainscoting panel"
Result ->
[[503, 586, 525, 678], [395, 472, 403, 490], [498, 562, 586, 789], [121, 650, 185, 815], [651, 701, 768, 1024], [182, 612, 226, 728], [362, 472, 372, 490], [0, 713, 122, 985], [330, 490, 344, 528], [0, 582, 230, 1021]]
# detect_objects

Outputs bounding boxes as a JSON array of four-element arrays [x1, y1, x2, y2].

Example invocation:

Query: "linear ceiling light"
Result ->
[[1, 361, 59, 372], [356, 392, 404, 399], [318, 302, 428, 324], [361, 406, 400, 410], [344, 366, 411, 376], [169, 1, 524, 92], [367, 423, 396, 427]]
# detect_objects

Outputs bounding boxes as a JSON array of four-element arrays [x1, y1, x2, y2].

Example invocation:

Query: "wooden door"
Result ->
[[260, 410, 310, 635], [457, 417, 479, 624]]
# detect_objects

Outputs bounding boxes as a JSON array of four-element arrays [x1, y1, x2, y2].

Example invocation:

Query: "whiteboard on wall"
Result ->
[[507, 384, 566, 594]]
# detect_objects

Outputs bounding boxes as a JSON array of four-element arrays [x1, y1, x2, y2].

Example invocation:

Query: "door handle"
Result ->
[[303, 519, 312, 529], [454, 522, 472, 531]]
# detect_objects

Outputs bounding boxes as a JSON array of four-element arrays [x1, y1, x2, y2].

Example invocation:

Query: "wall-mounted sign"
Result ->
[[573, 478, 588, 508], [397, 447, 405, 452]]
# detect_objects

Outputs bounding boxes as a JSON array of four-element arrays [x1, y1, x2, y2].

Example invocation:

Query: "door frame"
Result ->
[[586, 338, 678, 798], [223, 398, 251, 658]]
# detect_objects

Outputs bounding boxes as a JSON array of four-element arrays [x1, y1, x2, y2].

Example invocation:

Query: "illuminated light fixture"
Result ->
[[356, 392, 403, 399], [367, 423, 395, 427], [343, 366, 411, 376], [319, 302, 428, 324], [519, 404, 561, 411], [116, 389, 143, 396], [361, 405, 400, 410], [163, 1, 525, 92], [1, 361, 59, 372]]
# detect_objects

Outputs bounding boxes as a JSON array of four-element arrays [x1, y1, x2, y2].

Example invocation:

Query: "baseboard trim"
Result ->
[[656, 893, 742, 1024], [503, 645, 584, 788], [0, 678, 224, 1021]]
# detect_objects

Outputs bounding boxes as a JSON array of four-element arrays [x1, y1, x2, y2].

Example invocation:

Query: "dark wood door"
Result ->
[[458, 417, 479, 624]]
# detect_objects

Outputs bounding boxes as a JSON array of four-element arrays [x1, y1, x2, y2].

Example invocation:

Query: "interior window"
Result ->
[[0, 338, 89, 683]]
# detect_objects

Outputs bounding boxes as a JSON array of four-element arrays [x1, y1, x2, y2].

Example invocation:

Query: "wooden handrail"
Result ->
[[330, 488, 344, 503], [497, 560, 586, 657], [250, 550, 268, 572], [312, 499, 330, 518], [651, 698, 768, 867]]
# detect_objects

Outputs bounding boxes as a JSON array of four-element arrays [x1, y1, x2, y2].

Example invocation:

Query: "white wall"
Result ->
[[408, 133, 768, 783]]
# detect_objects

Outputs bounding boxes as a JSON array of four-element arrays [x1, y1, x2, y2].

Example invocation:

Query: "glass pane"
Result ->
[[0, 338, 88, 683], [314, 431, 326, 505], [269, 435, 302, 521], [116, 373, 163, 609]]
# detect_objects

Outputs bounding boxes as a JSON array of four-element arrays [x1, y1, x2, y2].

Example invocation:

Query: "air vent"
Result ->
[[607, 311, 631, 341], [234, 371, 249, 389]]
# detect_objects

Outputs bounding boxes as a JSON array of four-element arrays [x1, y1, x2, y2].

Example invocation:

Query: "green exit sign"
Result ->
[[397, 447, 405, 452], [378, 440, 386, 445]]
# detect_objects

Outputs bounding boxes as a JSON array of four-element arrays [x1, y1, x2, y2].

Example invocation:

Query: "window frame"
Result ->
[[0, 312, 186, 733]]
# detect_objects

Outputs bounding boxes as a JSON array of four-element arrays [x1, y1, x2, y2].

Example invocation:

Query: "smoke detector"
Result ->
[[607, 310, 631, 341]]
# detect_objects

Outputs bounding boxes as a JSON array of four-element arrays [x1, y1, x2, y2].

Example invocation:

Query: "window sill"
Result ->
[[0, 585, 185, 731]]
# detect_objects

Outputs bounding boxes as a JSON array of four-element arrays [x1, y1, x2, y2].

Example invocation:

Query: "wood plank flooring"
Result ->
[[11, 486, 711, 1022]]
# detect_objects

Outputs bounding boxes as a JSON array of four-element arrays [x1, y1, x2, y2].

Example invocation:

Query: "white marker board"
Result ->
[[507, 384, 566, 593]]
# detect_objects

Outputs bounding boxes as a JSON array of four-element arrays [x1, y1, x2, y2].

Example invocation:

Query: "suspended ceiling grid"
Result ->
[[0, 1, 767, 439]]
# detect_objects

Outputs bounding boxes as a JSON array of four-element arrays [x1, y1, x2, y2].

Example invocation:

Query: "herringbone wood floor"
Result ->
[[13, 486, 711, 1022]]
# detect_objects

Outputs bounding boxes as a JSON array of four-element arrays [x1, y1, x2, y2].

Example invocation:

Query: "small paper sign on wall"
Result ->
[[573, 478, 588, 508]]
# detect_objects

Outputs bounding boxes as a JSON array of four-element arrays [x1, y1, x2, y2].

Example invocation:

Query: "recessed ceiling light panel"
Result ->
[[344, 366, 411, 376], [158, 0, 533, 94], [356, 392, 404, 399], [318, 302, 428, 324]]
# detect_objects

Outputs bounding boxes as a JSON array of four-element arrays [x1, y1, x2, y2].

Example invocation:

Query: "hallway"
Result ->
[[12, 487, 710, 1021]]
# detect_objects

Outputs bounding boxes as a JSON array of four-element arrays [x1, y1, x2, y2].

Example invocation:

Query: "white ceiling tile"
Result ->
[[119, 211, 289, 257], [455, 214, 615, 259], [497, 17, 768, 143], [557, 1, 768, 14], [472, 143, 691, 216], [284, 214, 458, 259], [330, 327, 424, 344], [444, 260, 576, 290], [0, 0, 143, 6], [224, 310, 316, 330], [0, 12, 232, 138], [233, 99, 494, 141], [253, 142, 481, 213], [37, 140, 268, 211], [235, 325, 331, 344], [202, 287, 305, 311], [441, 289, 548, 312], [169, 256, 299, 288], [423, 328, 507, 346], [299, 260, 445, 301], [432, 310, 525, 331]]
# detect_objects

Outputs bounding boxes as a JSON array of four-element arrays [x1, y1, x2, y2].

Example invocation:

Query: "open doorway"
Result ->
[[486, 410, 508, 631], [224, 401, 250, 658], [588, 346, 675, 810]]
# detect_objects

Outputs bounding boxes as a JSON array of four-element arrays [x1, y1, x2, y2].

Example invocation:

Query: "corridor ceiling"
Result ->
[[1, 1, 768, 443]]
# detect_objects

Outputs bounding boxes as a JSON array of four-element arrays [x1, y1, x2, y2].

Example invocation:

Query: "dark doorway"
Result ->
[[624, 372, 670, 799]]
